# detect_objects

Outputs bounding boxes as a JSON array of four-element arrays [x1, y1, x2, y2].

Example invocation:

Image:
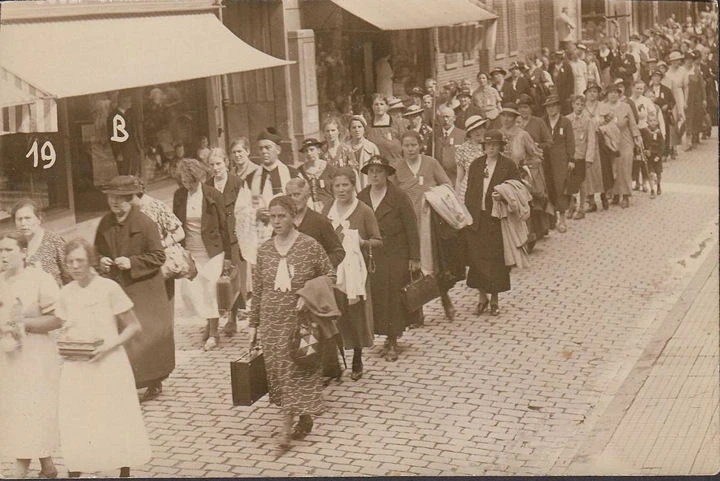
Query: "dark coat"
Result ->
[[94, 206, 174, 386], [542, 115, 575, 211], [433, 126, 466, 186], [648, 83, 675, 125], [173, 184, 231, 260], [463, 154, 520, 293], [297, 209, 346, 268], [358, 182, 419, 337], [501, 76, 532, 104], [551, 60, 575, 114], [454, 104, 482, 130], [205, 173, 244, 246]]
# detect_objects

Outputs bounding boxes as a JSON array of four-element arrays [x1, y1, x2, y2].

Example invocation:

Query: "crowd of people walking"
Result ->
[[0, 11, 717, 477]]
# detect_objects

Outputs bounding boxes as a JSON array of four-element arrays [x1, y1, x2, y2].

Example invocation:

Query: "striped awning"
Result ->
[[0, 69, 58, 135]]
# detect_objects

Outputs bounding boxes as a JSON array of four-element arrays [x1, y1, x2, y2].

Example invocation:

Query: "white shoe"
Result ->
[[203, 337, 218, 351]]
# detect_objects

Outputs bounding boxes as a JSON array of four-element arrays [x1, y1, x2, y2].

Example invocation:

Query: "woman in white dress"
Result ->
[[56, 238, 151, 478], [0, 233, 62, 478]]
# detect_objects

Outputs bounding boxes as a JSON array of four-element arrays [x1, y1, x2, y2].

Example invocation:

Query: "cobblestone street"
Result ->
[[3, 134, 718, 478]]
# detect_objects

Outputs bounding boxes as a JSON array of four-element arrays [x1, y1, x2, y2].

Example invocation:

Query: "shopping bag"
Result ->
[[230, 347, 268, 406], [400, 270, 440, 313]]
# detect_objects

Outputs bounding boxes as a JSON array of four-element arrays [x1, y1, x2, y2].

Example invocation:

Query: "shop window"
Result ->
[[463, 51, 475, 67], [0, 132, 69, 225], [445, 52, 461, 70]]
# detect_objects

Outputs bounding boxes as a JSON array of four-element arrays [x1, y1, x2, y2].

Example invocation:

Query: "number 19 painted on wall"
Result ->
[[25, 139, 56, 170]]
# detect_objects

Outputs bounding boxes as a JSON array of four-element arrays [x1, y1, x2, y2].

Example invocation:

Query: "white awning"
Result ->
[[0, 13, 292, 99], [330, 0, 497, 30], [0, 78, 37, 108]]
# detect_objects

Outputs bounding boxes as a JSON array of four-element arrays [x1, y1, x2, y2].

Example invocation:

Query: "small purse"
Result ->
[[401, 270, 441, 313], [290, 315, 322, 369]]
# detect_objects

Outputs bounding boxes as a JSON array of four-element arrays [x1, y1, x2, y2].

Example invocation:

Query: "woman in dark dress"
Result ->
[[463, 130, 520, 316], [358, 156, 420, 362]]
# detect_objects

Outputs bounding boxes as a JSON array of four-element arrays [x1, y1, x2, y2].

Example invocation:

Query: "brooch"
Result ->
[[482, 165, 490, 178]]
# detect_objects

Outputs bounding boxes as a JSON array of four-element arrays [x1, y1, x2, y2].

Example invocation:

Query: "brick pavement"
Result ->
[[1, 132, 718, 478]]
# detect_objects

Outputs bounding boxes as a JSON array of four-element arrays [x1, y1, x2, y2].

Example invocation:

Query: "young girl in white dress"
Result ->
[[55, 238, 151, 478]]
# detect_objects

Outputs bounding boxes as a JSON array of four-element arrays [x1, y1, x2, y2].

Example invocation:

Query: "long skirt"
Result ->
[[178, 247, 224, 320], [611, 137, 634, 196], [583, 159, 604, 194], [0, 334, 60, 459], [335, 284, 374, 349], [464, 211, 510, 294]]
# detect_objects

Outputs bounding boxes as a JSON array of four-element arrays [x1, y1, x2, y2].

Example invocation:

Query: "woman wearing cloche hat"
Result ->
[[455, 115, 488, 203], [463, 130, 521, 317]]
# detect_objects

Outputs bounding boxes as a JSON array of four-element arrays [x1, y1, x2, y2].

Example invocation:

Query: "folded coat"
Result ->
[[492, 180, 532, 268]]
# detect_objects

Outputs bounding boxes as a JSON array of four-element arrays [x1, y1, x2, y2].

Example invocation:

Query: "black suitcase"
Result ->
[[230, 348, 268, 406]]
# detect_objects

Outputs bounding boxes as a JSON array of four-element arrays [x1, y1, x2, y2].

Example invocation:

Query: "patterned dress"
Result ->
[[323, 143, 354, 168], [250, 233, 334, 415], [137, 194, 183, 245], [454, 141, 484, 204], [27, 229, 69, 285]]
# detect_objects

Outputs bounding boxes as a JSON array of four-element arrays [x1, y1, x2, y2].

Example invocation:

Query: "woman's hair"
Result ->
[[268, 195, 297, 217], [400, 129, 422, 144], [63, 237, 98, 266], [331, 166, 357, 186], [571, 94, 586, 104], [207, 147, 229, 165], [370, 93, 387, 105], [229, 137, 250, 152], [348, 115, 367, 131], [11, 198, 42, 222], [175, 158, 207, 184], [0, 232, 28, 250], [321, 116, 347, 140]]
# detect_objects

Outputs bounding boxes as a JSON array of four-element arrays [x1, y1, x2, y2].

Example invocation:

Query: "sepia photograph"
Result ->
[[0, 0, 718, 477]]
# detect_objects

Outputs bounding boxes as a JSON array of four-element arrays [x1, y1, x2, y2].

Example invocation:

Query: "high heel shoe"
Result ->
[[489, 304, 500, 316], [475, 299, 489, 315]]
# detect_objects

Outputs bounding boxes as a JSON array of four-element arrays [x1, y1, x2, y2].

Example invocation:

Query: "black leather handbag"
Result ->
[[230, 347, 268, 406], [401, 271, 440, 313]]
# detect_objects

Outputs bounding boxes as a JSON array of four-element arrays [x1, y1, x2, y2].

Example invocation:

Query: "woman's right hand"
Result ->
[[99, 257, 114, 272]]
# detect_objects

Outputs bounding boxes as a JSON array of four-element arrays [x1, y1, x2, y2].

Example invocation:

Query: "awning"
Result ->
[[1, 78, 37, 109], [1, 69, 57, 135], [330, 0, 497, 31], [0, 13, 292, 99]]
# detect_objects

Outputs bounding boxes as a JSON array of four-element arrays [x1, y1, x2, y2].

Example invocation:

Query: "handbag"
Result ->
[[230, 346, 268, 406], [401, 270, 440, 313], [290, 314, 322, 369], [161, 244, 197, 280], [216, 263, 242, 313]]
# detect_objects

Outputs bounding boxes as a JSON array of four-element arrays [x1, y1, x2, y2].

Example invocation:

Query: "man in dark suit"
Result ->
[[206, 149, 246, 336], [433, 105, 466, 186], [107, 91, 142, 176], [542, 94, 575, 234], [501, 62, 532, 104], [550, 50, 574, 115]]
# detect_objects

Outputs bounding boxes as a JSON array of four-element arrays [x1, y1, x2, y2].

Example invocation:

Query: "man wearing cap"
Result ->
[[245, 127, 299, 210], [542, 94, 575, 233], [403, 105, 433, 156], [433, 105, 466, 186], [454, 88, 481, 130], [550, 50, 574, 115], [94, 175, 173, 399], [502, 62, 532, 104]]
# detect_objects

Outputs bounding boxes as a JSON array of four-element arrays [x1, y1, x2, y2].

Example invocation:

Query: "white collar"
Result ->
[[327, 197, 359, 230]]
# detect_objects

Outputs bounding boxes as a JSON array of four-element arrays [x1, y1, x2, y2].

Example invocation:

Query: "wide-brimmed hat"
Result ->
[[402, 105, 424, 118], [360, 154, 396, 175], [489, 67, 507, 77], [613, 78, 625, 86], [478, 129, 507, 145], [101, 175, 143, 196], [543, 94, 561, 107], [554, 50, 566, 57], [464, 115, 488, 134], [299, 137, 325, 153], [667, 50, 684, 62], [387, 97, 405, 111], [584, 81, 602, 94], [577, 43, 588, 51], [500, 104, 521, 116], [517, 93, 534, 107]]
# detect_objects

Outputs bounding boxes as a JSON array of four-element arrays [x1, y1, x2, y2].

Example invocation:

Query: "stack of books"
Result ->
[[57, 338, 104, 360]]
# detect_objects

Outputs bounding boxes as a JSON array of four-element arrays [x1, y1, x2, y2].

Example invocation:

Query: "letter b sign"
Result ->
[[111, 113, 129, 143]]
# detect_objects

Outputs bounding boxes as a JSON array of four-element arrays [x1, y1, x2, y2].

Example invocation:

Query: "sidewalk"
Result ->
[[563, 243, 719, 475]]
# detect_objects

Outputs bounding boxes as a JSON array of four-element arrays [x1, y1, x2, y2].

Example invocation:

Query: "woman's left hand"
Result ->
[[114, 257, 131, 270]]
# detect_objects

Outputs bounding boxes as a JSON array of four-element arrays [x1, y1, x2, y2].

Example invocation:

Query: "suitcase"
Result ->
[[230, 348, 268, 406], [217, 266, 241, 313]]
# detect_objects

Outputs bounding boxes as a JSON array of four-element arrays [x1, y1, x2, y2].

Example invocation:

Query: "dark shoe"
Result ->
[[291, 415, 313, 440], [140, 383, 162, 402], [323, 373, 342, 387], [222, 320, 237, 337], [378, 338, 391, 357], [475, 299, 489, 315], [489, 304, 500, 316], [657, 185, 662, 195], [612, 195, 620, 205], [587, 202, 598, 213], [350, 369, 363, 381], [621, 197, 629, 209], [601, 195, 609, 210]]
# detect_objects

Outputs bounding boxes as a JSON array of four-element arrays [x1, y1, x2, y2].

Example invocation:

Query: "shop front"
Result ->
[[300, 0, 496, 122], [0, 1, 290, 232]]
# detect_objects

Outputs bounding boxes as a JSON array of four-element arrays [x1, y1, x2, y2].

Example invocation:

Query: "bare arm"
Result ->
[[90, 309, 141, 363]]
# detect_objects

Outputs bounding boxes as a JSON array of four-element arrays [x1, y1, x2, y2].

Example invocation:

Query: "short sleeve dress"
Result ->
[[27, 229, 70, 285], [0, 268, 60, 459], [56, 275, 152, 473]]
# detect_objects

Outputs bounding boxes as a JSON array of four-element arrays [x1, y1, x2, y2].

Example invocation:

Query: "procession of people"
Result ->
[[0, 8, 717, 477]]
